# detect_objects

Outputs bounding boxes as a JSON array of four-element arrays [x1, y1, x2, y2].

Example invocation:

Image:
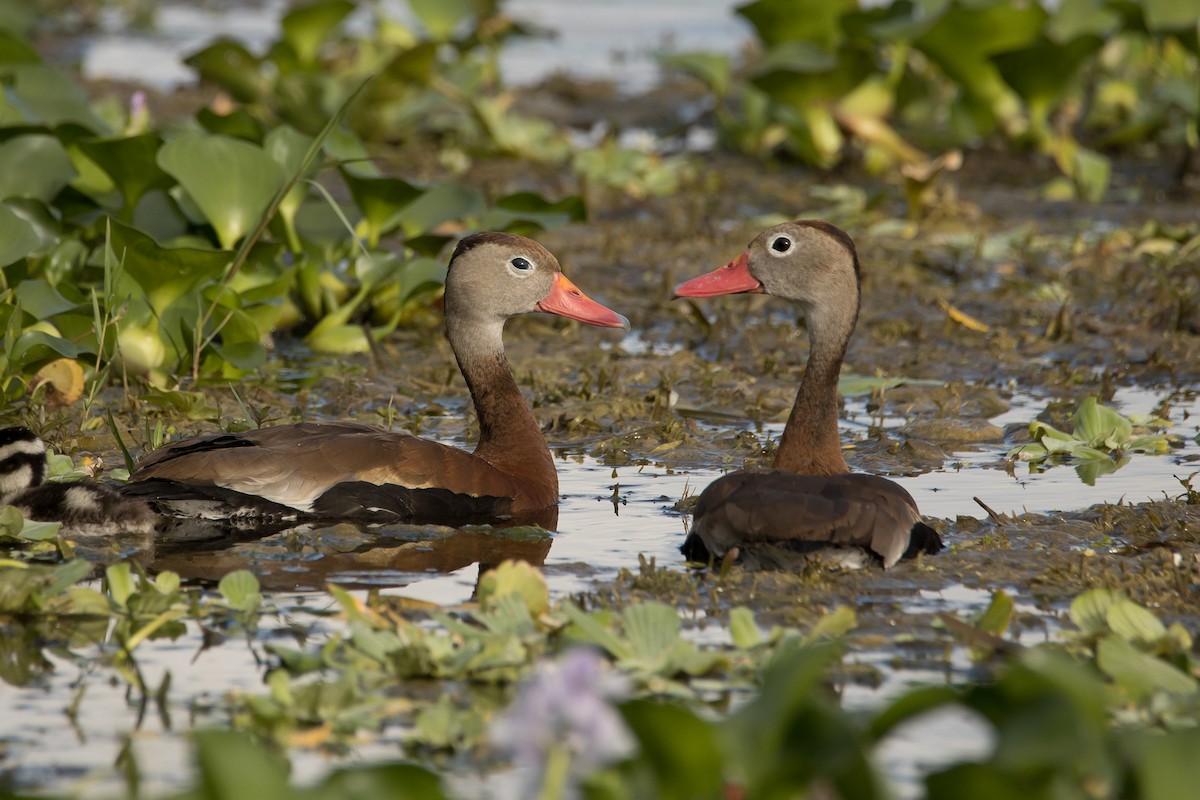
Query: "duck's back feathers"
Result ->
[[682, 469, 942, 569], [124, 421, 518, 523]]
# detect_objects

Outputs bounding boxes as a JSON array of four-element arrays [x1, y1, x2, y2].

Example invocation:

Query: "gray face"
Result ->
[[744, 221, 860, 312], [445, 232, 560, 323]]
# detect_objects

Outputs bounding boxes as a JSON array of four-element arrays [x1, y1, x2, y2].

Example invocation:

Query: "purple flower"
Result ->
[[491, 648, 633, 798]]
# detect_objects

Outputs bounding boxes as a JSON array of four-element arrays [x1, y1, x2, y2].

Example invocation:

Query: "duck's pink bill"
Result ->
[[538, 273, 631, 329], [673, 251, 763, 297]]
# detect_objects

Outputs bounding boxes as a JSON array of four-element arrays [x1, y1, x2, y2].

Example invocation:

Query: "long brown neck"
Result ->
[[448, 316, 557, 511], [773, 305, 855, 476]]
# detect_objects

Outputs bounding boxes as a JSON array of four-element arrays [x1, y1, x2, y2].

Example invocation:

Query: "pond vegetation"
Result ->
[[2, 0, 1200, 797]]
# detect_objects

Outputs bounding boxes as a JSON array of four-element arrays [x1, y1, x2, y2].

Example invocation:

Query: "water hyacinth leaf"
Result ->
[[184, 38, 264, 103], [0, 135, 77, 202], [913, 1, 1046, 132], [158, 133, 284, 250], [320, 762, 451, 800], [193, 730, 290, 800], [105, 562, 136, 608], [1105, 599, 1167, 647], [395, 257, 447, 307], [806, 604, 857, 641], [219, 569, 262, 611], [77, 133, 173, 214], [106, 220, 231, 313], [280, 0, 354, 67], [12, 329, 89, 367], [15, 279, 83, 320], [395, 182, 485, 238], [1125, 728, 1200, 800], [476, 192, 587, 236], [1096, 636, 1196, 699], [729, 606, 762, 649], [408, 0, 474, 41], [1047, 0, 1121, 41], [0, 29, 39, 63], [0, 203, 40, 266], [659, 51, 732, 97], [1142, 0, 1200, 31], [1069, 588, 1121, 636], [4, 65, 106, 129], [617, 700, 725, 798], [341, 171, 424, 246], [736, 0, 855, 51], [992, 36, 1103, 135], [476, 559, 549, 617], [196, 107, 265, 143], [975, 590, 1014, 636]]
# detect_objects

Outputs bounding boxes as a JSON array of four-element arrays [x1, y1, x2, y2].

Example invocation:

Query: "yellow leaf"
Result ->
[[33, 358, 85, 405], [937, 298, 990, 333]]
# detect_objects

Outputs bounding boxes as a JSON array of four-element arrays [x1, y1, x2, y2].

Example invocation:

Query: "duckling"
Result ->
[[0, 426, 157, 534]]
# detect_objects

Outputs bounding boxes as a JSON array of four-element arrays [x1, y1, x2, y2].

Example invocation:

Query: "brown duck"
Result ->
[[674, 221, 942, 568], [122, 232, 629, 527]]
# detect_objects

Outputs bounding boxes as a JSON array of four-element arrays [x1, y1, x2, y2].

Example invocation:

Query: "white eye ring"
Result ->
[[768, 236, 792, 256], [508, 256, 535, 277]]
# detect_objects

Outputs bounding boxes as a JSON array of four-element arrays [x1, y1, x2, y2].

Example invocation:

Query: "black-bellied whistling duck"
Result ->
[[121, 232, 629, 526], [674, 221, 942, 568], [0, 426, 157, 534]]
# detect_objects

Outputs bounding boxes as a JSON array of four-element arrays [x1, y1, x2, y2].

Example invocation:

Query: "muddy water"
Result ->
[[6, 384, 1197, 796]]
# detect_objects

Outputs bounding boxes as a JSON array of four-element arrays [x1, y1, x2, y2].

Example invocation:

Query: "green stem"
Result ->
[[537, 743, 571, 800]]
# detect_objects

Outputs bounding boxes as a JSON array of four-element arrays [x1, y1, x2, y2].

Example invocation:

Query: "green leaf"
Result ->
[[1069, 588, 1122, 636], [975, 590, 1014, 636], [193, 730, 290, 800], [77, 134, 173, 213], [736, 0, 857, 50], [395, 182, 484, 238], [3, 65, 106, 129], [1125, 728, 1200, 800], [1096, 636, 1197, 699], [106, 219, 232, 314], [477, 191, 588, 236], [621, 602, 682, 665], [476, 560, 548, 617], [806, 604, 857, 640], [218, 570, 262, 612], [0, 203, 40, 267], [729, 606, 762, 649], [1072, 397, 1132, 450], [1142, 0, 1200, 31], [280, 0, 354, 67], [106, 562, 136, 608], [1105, 599, 1167, 647], [17, 520, 60, 541], [184, 39, 263, 103], [15, 279, 83, 320], [341, 171, 423, 246], [408, 0, 474, 41], [658, 51, 733, 96], [619, 700, 725, 798], [158, 134, 285, 250], [0, 135, 77, 202]]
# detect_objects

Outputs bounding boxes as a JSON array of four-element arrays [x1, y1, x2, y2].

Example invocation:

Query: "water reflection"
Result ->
[[147, 518, 554, 592]]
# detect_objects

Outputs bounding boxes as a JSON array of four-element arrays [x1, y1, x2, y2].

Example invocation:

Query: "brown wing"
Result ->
[[688, 469, 929, 568], [129, 421, 520, 512]]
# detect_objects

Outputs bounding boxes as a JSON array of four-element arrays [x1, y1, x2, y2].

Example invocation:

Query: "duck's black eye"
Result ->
[[511, 257, 532, 271], [771, 236, 792, 253]]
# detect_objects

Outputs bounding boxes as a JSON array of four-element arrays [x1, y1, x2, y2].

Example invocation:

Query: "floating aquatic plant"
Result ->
[[1010, 396, 1172, 484]]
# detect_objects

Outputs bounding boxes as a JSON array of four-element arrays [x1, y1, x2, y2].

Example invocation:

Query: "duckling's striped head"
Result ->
[[0, 426, 47, 505]]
